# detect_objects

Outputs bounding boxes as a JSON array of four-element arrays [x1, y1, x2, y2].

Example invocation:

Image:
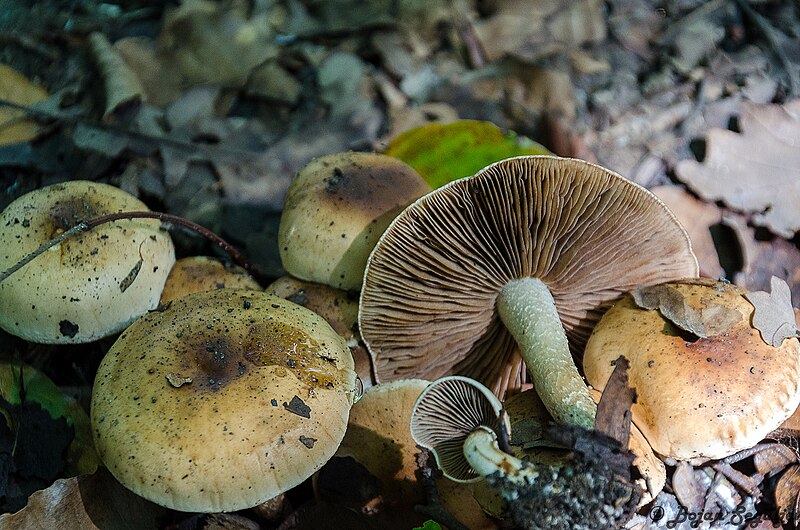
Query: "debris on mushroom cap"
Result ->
[[360, 155, 698, 396], [90, 289, 357, 513], [583, 278, 800, 462], [0, 180, 175, 344], [278, 151, 432, 291], [159, 256, 261, 304]]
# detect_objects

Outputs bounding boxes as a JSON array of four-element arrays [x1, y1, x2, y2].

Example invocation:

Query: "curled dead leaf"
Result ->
[[632, 283, 742, 338], [775, 465, 800, 527], [0, 468, 167, 529]]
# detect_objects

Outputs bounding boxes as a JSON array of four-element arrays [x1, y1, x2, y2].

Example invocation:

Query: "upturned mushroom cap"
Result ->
[[91, 289, 357, 512], [278, 152, 432, 291], [360, 156, 698, 395], [159, 256, 261, 304], [410, 376, 510, 482], [583, 278, 800, 462], [0, 180, 175, 343]]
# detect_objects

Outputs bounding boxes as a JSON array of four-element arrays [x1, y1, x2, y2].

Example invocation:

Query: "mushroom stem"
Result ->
[[463, 426, 539, 490], [497, 277, 596, 429]]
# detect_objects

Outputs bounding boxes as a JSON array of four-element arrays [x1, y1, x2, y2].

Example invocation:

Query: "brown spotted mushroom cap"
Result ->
[[160, 256, 261, 304], [360, 156, 698, 396], [278, 152, 431, 291], [90, 289, 357, 512], [0, 180, 175, 343], [583, 278, 800, 462]]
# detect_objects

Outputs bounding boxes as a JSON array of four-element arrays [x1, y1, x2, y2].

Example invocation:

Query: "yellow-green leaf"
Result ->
[[384, 120, 551, 188]]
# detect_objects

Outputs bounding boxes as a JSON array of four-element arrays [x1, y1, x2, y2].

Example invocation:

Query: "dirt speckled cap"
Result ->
[[279, 152, 431, 291], [91, 289, 357, 512], [584, 278, 800, 461], [0, 180, 175, 343]]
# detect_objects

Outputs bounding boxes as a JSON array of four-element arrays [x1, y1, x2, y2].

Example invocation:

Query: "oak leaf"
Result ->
[[676, 99, 800, 238], [745, 276, 798, 347]]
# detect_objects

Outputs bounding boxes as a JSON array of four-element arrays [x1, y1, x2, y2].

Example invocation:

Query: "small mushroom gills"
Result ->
[[159, 255, 261, 304], [583, 277, 800, 462], [410, 376, 640, 529], [278, 151, 432, 291], [90, 289, 359, 512], [0, 180, 175, 343], [316, 379, 496, 528], [360, 155, 698, 428]]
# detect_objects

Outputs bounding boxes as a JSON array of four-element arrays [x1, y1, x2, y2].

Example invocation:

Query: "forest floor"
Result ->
[[0, 0, 800, 528]]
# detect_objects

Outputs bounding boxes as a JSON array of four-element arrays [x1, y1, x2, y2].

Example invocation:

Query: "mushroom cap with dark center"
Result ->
[[359, 156, 698, 396], [278, 152, 431, 291], [0, 180, 175, 343], [91, 289, 357, 512]]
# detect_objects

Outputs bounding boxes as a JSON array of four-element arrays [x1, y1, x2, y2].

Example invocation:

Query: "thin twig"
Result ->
[[0, 211, 257, 284], [0, 222, 89, 283]]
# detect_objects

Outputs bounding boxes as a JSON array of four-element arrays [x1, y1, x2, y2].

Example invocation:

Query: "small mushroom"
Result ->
[[319, 379, 496, 528], [583, 278, 800, 462], [0, 181, 175, 343], [410, 376, 640, 529], [159, 255, 261, 304], [90, 289, 358, 512], [278, 152, 431, 291], [360, 155, 698, 428]]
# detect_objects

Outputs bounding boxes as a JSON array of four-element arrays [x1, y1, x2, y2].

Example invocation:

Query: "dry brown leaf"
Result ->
[[671, 461, 705, 514], [0, 468, 167, 529], [676, 99, 800, 238], [753, 444, 798, 476], [0, 64, 48, 145], [745, 276, 798, 347], [632, 283, 742, 338], [594, 356, 634, 449], [775, 465, 800, 527], [89, 33, 145, 119], [158, 0, 279, 87], [474, 0, 606, 63], [652, 185, 724, 279]]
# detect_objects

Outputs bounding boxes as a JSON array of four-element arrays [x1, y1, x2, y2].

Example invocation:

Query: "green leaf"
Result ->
[[413, 520, 443, 530], [384, 120, 551, 188]]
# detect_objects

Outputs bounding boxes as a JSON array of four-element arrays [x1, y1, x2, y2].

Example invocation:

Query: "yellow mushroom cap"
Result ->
[[584, 278, 800, 462], [0, 181, 175, 343], [91, 289, 357, 512], [159, 256, 261, 304], [278, 152, 431, 291]]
